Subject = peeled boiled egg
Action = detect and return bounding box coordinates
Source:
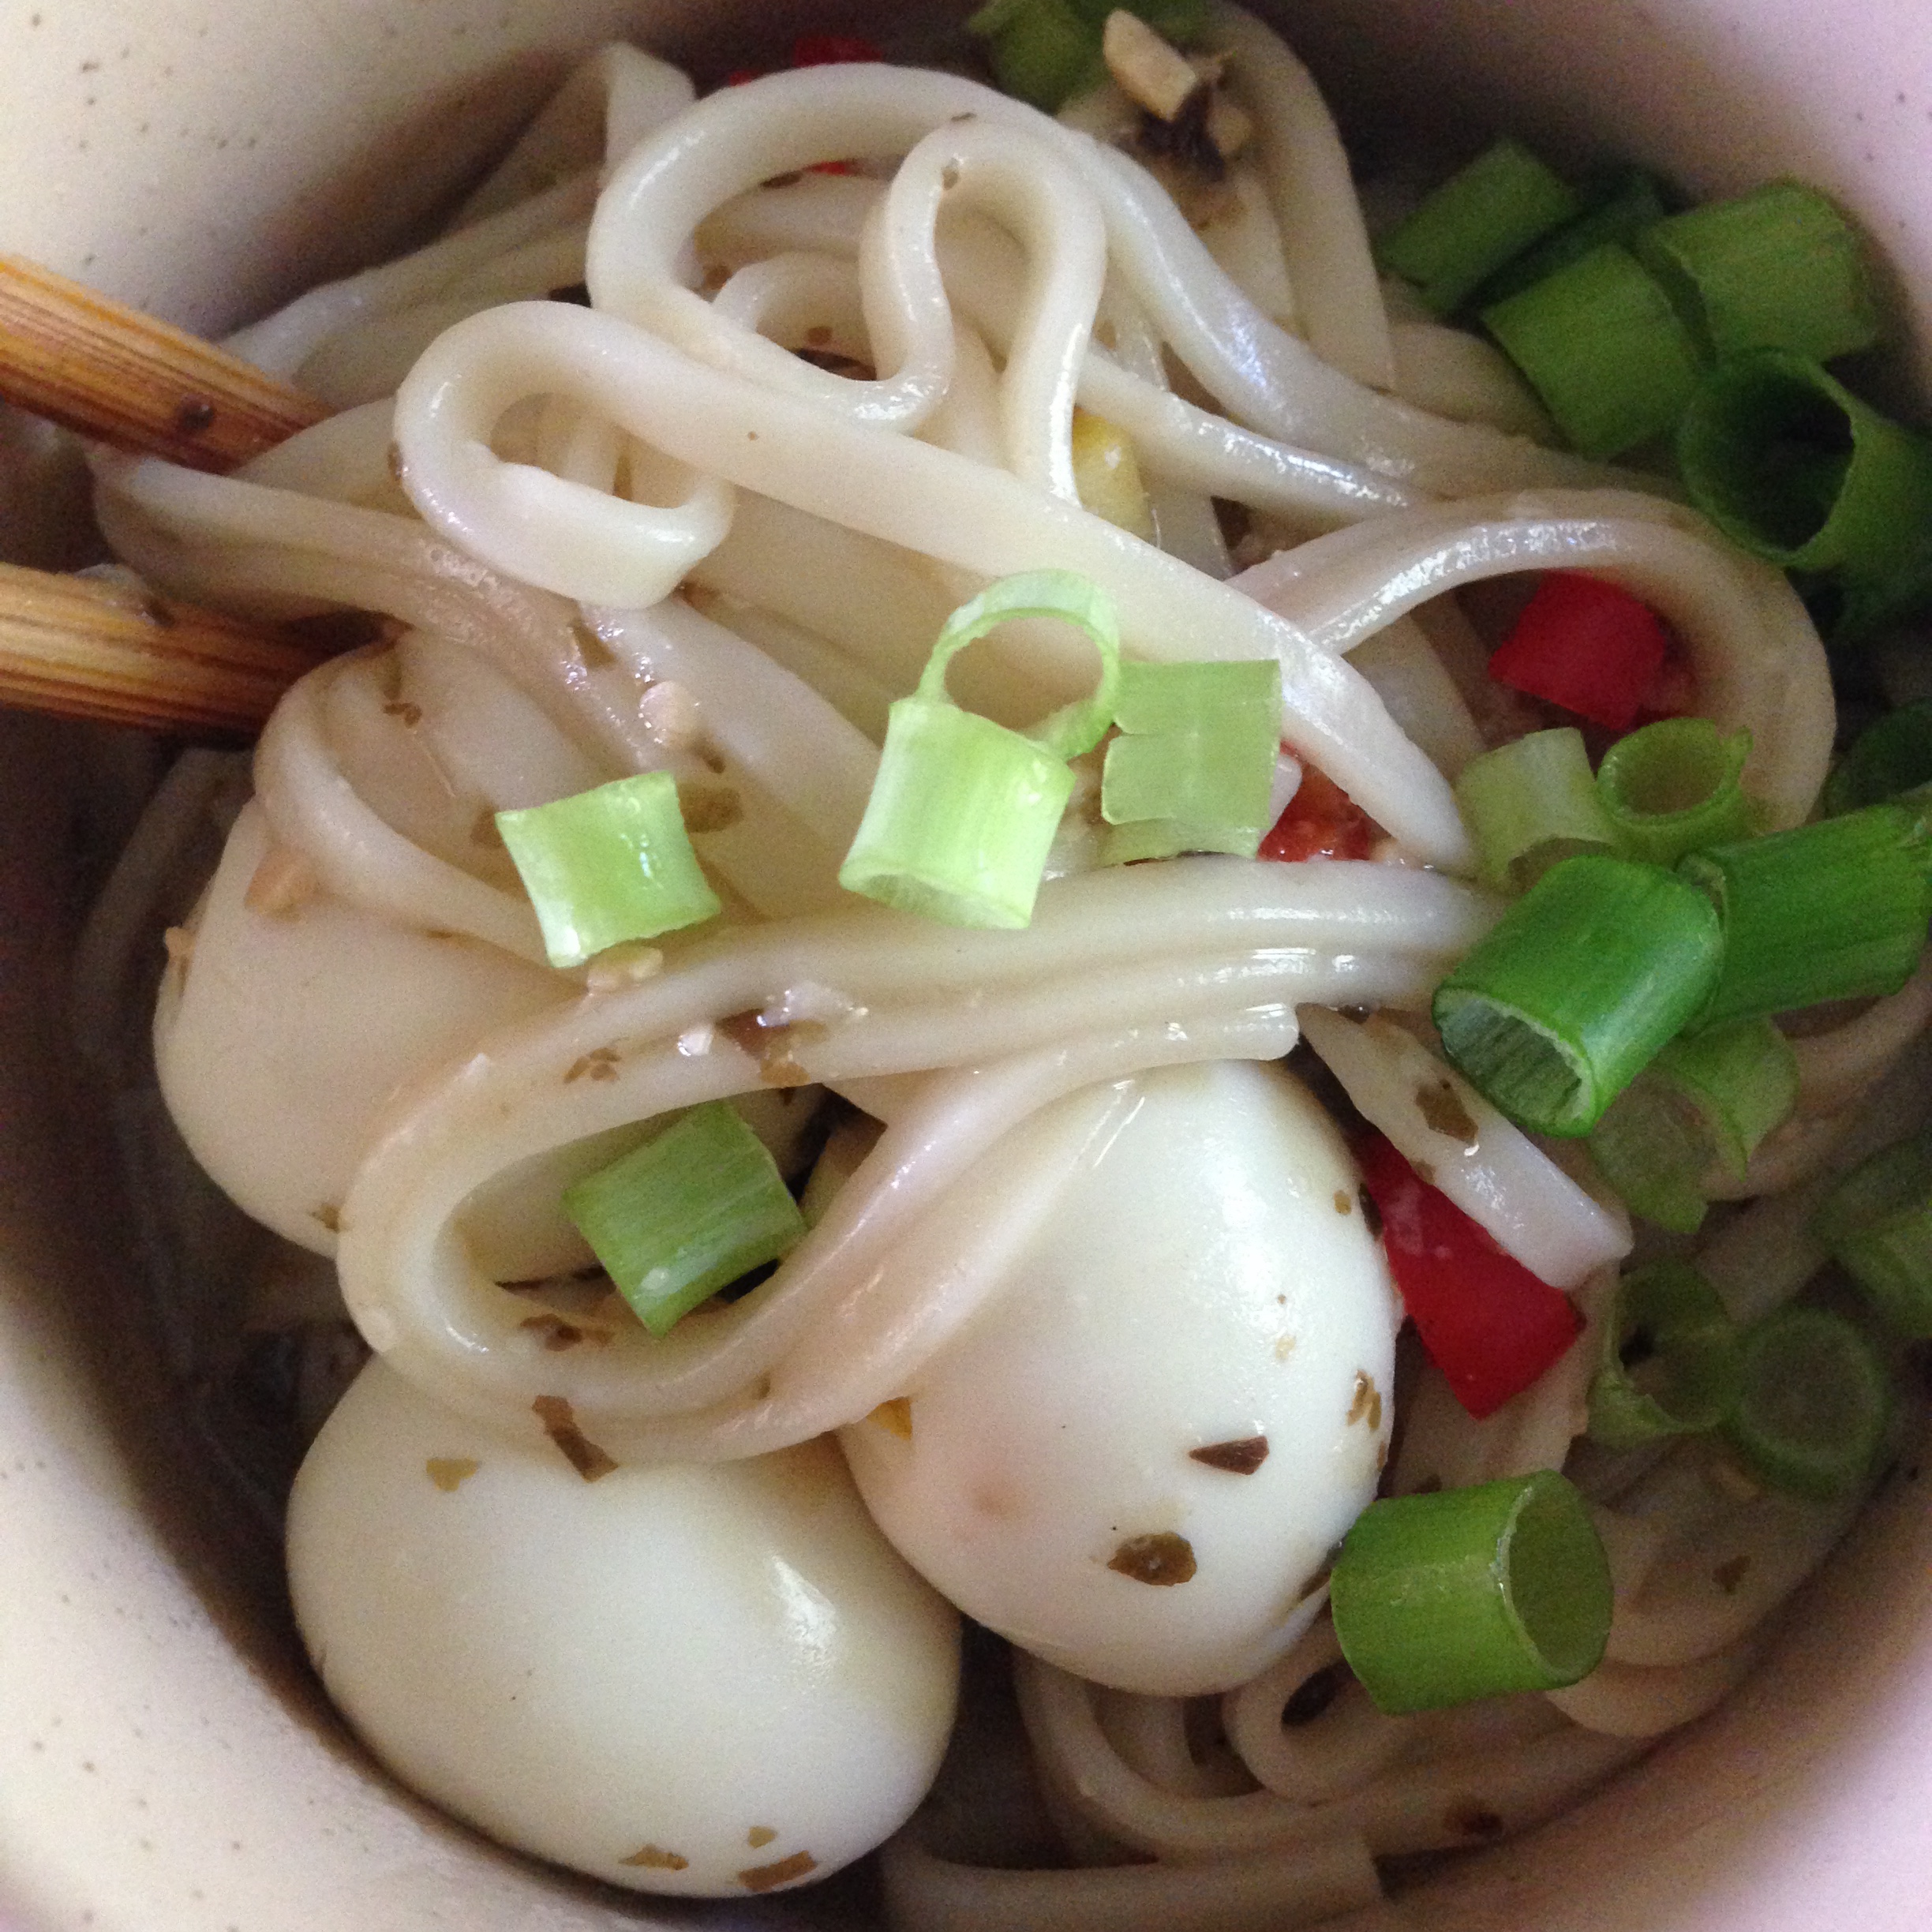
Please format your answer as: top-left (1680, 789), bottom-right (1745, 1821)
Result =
top-left (840, 1058), bottom-right (1398, 1697)
top-left (287, 1359), bottom-right (960, 1896)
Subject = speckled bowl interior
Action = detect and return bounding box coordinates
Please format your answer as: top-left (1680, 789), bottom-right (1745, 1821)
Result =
top-left (2, 3), bottom-right (1930, 1929)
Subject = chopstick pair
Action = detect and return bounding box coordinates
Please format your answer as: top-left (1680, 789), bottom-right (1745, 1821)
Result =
top-left (0, 252), bottom-right (332, 733)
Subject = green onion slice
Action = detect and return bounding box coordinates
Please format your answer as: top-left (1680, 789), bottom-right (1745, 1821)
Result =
top-left (1596, 717), bottom-right (1755, 867)
top-left (1676, 353), bottom-right (1932, 586)
top-left (1481, 242), bottom-right (1705, 459)
top-left (1634, 182), bottom-right (1880, 365)
top-left (1678, 803), bottom-right (1932, 1028)
top-left (1588, 1017), bottom-right (1799, 1233)
top-left (1454, 726), bottom-right (1623, 893)
top-left (1432, 853), bottom-right (1724, 1137)
top-left (1099, 657), bottom-right (1281, 862)
top-left (1723, 1305), bottom-right (1892, 1501)
top-left (839, 571), bottom-right (1121, 928)
top-left (965, 0), bottom-right (1105, 111)
top-left (1470, 166), bottom-right (1672, 310)
top-left (496, 771), bottom-right (721, 970)
top-left (562, 1101), bottom-right (808, 1338)
top-left (1587, 1260), bottom-right (1742, 1448)
top-left (1825, 701), bottom-right (1932, 816)
top-left (1810, 1129), bottom-right (1932, 1338)
top-left (1376, 138), bottom-right (1582, 318)
top-left (1331, 1470), bottom-right (1612, 1714)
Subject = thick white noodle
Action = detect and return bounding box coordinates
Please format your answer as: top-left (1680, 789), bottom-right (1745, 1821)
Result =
top-left (1234, 491), bottom-right (1835, 829)
top-left (1298, 1005), bottom-right (1630, 1286)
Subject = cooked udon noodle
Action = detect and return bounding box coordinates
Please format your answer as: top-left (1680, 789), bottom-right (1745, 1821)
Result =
top-left (79, 14), bottom-right (1931, 1925)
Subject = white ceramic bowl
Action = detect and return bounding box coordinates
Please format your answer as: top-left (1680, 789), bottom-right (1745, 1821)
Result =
top-left (3, 3), bottom-right (1930, 1928)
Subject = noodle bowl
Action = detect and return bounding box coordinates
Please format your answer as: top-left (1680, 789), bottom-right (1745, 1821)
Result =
top-left (4, 2), bottom-right (1932, 1930)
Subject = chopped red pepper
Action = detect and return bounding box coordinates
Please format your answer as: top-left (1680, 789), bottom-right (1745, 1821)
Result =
top-left (790, 32), bottom-right (884, 65)
top-left (1260, 766), bottom-right (1376, 863)
top-left (1354, 1133), bottom-right (1582, 1421)
top-left (1487, 571), bottom-right (1672, 733)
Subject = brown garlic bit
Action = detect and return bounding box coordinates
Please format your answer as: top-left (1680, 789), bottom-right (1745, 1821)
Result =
top-left (1415, 1076), bottom-right (1481, 1150)
top-left (621, 1844), bottom-right (690, 1870)
top-left (381, 699), bottom-right (423, 727)
top-left (244, 844), bottom-right (320, 917)
top-left (425, 1457), bottom-right (481, 1492)
top-left (519, 1314), bottom-right (612, 1353)
top-left (532, 1395), bottom-right (619, 1481)
top-left (564, 1046), bottom-right (621, 1085)
top-left (1332, 1189), bottom-right (1353, 1215)
top-left (1444, 1799), bottom-right (1506, 1839)
top-left (869, 1397), bottom-right (915, 1440)
top-left (586, 943), bottom-right (665, 992)
top-left (311, 1203), bottom-right (342, 1234)
top-left (1204, 92), bottom-right (1253, 161)
top-left (1107, 1531), bottom-right (1197, 1586)
top-left (1103, 9), bottom-right (1201, 122)
top-left (716, 1009), bottom-right (827, 1088)
top-left (1189, 1435), bottom-right (1269, 1475)
top-left (1346, 1371), bottom-right (1384, 1433)
top-left (1713, 1554), bottom-right (1750, 1594)
top-left (746, 1825), bottom-right (777, 1848)
top-left (739, 1851), bottom-right (818, 1893)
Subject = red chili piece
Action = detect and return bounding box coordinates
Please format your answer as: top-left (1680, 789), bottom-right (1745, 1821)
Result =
top-left (1354, 1133), bottom-right (1582, 1421)
top-left (790, 32), bottom-right (885, 65)
top-left (1487, 571), bottom-right (1672, 733)
top-left (1259, 766), bottom-right (1376, 863)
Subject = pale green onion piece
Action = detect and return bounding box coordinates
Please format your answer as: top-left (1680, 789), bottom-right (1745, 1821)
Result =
top-left (563, 1102), bottom-right (807, 1338)
top-left (1634, 182), bottom-right (1880, 365)
top-left (1433, 853), bottom-right (1724, 1137)
top-left (496, 771), bottom-right (721, 970)
top-left (1589, 1017), bottom-right (1797, 1232)
top-left (966, 0), bottom-right (1105, 111)
top-left (1723, 1305), bottom-right (1892, 1500)
top-left (1331, 1470), bottom-right (1612, 1714)
top-left (1810, 1129), bottom-right (1932, 1338)
top-left (1587, 1260), bottom-right (1741, 1449)
top-left (1481, 242), bottom-right (1706, 458)
top-left (1100, 657), bottom-right (1281, 862)
top-left (1454, 727), bottom-right (1623, 893)
top-left (1596, 717), bottom-right (1755, 867)
top-left (1376, 139), bottom-right (1582, 318)
top-left (839, 571), bottom-right (1121, 927)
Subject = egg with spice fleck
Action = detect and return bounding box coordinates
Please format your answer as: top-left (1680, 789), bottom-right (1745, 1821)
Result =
top-left (287, 1359), bottom-right (960, 1895)
top-left (841, 1057), bottom-right (1398, 1697)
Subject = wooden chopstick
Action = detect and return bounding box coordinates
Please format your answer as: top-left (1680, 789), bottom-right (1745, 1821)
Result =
top-left (0, 561), bottom-right (325, 736)
top-left (0, 255), bottom-right (339, 732)
top-left (0, 253), bottom-right (326, 471)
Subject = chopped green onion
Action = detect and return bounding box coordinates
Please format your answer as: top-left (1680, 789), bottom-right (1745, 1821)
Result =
top-left (965, 0), bottom-right (1105, 110)
top-left (1376, 139), bottom-right (1582, 318)
top-left (840, 571), bottom-right (1120, 928)
top-left (1433, 853), bottom-right (1724, 1137)
top-left (1676, 353), bottom-right (1932, 586)
top-left (1587, 1260), bottom-right (1741, 1448)
top-left (1810, 1129), bottom-right (1932, 1337)
top-left (1634, 182), bottom-right (1880, 365)
top-left (1099, 657), bottom-right (1281, 862)
top-left (1596, 717), bottom-right (1756, 867)
top-left (496, 771), bottom-right (721, 970)
top-left (1331, 1470), bottom-right (1612, 1714)
top-left (1470, 167), bottom-right (1673, 309)
top-left (1588, 1017), bottom-right (1799, 1231)
top-left (1678, 803), bottom-right (1932, 1028)
top-left (1723, 1305), bottom-right (1891, 1500)
top-left (1481, 243), bottom-right (1706, 458)
top-left (1453, 726), bottom-right (1623, 893)
top-left (1830, 537), bottom-right (1932, 646)
top-left (1824, 700), bottom-right (1932, 816)
top-left (562, 1102), bottom-right (807, 1338)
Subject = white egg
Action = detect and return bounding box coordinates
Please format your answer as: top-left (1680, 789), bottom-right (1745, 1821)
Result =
top-left (286, 1359), bottom-right (960, 1896)
top-left (840, 1058), bottom-right (1398, 1698)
